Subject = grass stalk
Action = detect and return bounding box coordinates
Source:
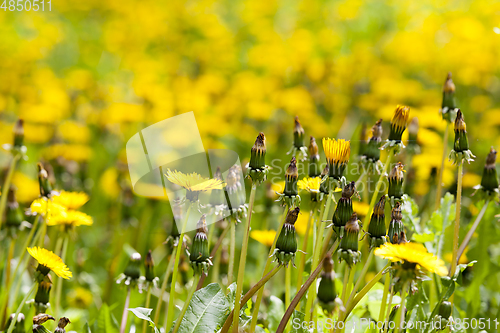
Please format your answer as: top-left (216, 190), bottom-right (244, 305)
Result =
top-left (172, 274), bottom-right (201, 333)
top-left (119, 287), bottom-right (132, 333)
top-left (449, 163), bottom-right (463, 277)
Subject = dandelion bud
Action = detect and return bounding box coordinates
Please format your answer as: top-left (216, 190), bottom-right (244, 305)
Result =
top-left (319, 164), bottom-right (330, 195)
top-left (438, 301), bottom-right (452, 319)
top-left (317, 254), bottom-right (338, 313)
top-left (431, 300), bottom-right (452, 331)
top-left (479, 148), bottom-right (499, 194)
top-left (274, 207), bottom-right (299, 267)
top-left (388, 203), bottom-right (404, 244)
top-left (144, 250), bottom-right (155, 282)
top-left (37, 163), bottom-right (53, 198)
top-left (55, 317), bottom-right (71, 333)
top-left (308, 136), bottom-right (321, 177)
top-left (6, 313), bottom-right (25, 333)
top-left (293, 116), bottom-right (305, 149)
top-left (248, 132), bottom-right (268, 183)
top-left (363, 119), bottom-right (383, 162)
top-left (124, 253), bottom-right (142, 281)
top-left (6, 186), bottom-right (24, 229)
top-left (441, 73), bottom-right (457, 122)
top-left (450, 110), bottom-right (475, 164)
top-left (339, 213), bottom-right (361, 266)
top-left (34, 276), bottom-right (52, 308)
top-left (368, 196), bottom-right (387, 248)
top-left (32, 314), bottom-right (55, 333)
top-left (190, 215), bottom-right (212, 275)
top-left (13, 119), bottom-right (24, 149)
top-left (277, 157), bottom-right (301, 206)
top-left (387, 162), bottom-right (405, 200)
top-left (388, 105), bottom-right (410, 143)
top-left (323, 138), bottom-right (350, 180)
top-left (332, 182), bottom-right (356, 230)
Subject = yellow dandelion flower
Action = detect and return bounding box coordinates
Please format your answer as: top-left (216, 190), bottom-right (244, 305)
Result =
top-left (375, 242), bottom-right (447, 276)
top-left (27, 247), bottom-right (72, 279)
top-left (250, 230), bottom-right (276, 247)
top-left (388, 105), bottom-right (410, 141)
top-left (164, 169), bottom-right (225, 192)
top-left (52, 191), bottom-right (89, 210)
top-left (297, 177), bottom-right (323, 193)
top-left (30, 198), bottom-right (67, 217)
top-left (47, 210), bottom-right (93, 227)
top-left (322, 138), bottom-right (350, 165)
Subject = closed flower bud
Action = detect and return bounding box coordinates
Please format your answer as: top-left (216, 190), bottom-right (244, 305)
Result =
top-left (450, 110), bottom-right (475, 164)
top-left (293, 116), bottom-right (305, 149)
top-left (441, 73), bottom-right (457, 122)
top-left (274, 207), bottom-right (299, 267)
top-left (13, 119), bottom-right (24, 149)
top-left (339, 213), bottom-right (361, 266)
top-left (6, 186), bottom-right (24, 229)
top-left (38, 163), bottom-right (53, 198)
top-left (32, 314), bottom-right (55, 333)
top-left (479, 147), bottom-right (499, 194)
top-left (363, 120), bottom-right (383, 162)
top-left (368, 196), bottom-right (386, 248)
top-left (124, 253), bottom-right (142, 280)
top-left (388, 162), bottom-right (405, 200)
top-left (277, 157), bottom-right (301, 207)
top-left (6, 313), bottom-right (25, 333)
top-left (248, 132), bottom-right (268, 183)
top-left (438, 301), bottom-right (452, 319)
top-left (190, 215), bottom-right (212, 275)
top-left (388, 106), bottom-right (410, 143)
top-left (317, 255), bottom-right (338, 313)
top-left (55, 317), bottom-right (71, 333)
top-left (331, 182), bottom-right (356, 229)
top-left (308, 137), bottom-right (321, 177)
top-left (387, 203), bottom-right (404, 244)
top-left (144, 250), bottom-right (155, 282)
top-left (35, 276), bottom-right (52, 307)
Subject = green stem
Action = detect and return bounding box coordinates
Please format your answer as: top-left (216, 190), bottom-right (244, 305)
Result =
top-left (341, 265), bottom-right (350, 305)
top-left (346, 250), bottom-right (373, 307)
top-left (449, 163), bottom-right (463, 277)
top-left (378, 273), bottom-right (391, 323)
top-left (119, 287), bottom-right (131, 333)
top-left (363, 147), bottom-right (395, 231)
top-left (172, 274), bottom-right (201, 333)
top-left (142, 286), bottom-right (152, 333)
top-left (296, 208), bottom-right (315, 292)
top-left (457, 199), bottom-right (490, 263)
top-left (382, 286), bottom-right (394, 333)
top-left (6, 283), bottom-right (36, 333)
top-left (394, 281), bottom-right (409, 333)
top-left (304, 188), bottom-right (334, 322)
top-left (220, 265), bottom-right (282, 333)
top-left (285, 266), bottom-right (292, 333)
top-left (435, 123), bottom-right (450, 211)
top-left (0, 155), bottom-right (19, 230)
top-left (228, 221), bottom-right (236, 287)
top-left (166, 203), bottom-right (193, 330)
top-left (249, 205), bottom-right (288, 331)
top-left (154, 246), bottom-right (176, 324)
top-left (232, 184), bottom-right (257, 333)
top-left (54, 234), bottom-right (69, 319)
top-left (0, 239), bottom-right (16, 327)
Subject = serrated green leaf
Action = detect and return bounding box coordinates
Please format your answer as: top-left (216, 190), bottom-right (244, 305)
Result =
top-left (267, 296), bottom-right (284, 332)
top-left (290, 310), bottom-right (307, 333)
top-left (170, 283), bottom-right (230, 333)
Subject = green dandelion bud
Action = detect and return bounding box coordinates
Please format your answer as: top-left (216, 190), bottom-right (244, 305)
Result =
top-left (274, 207), bottom-right (299, 267)
top-left (477, 147), bottom-right (499, 195)
top-left (320, 164), bottom-right (330, 195)
top-left (6, 186), bottom-right (24, 230)
top-left (339, 213), bottom-right (361, 266)
top-left (124, 253), bottom-right (142, 280)
top-left (331, 181), bottom-right (357, 230)
top-left (449, 109), bottom-right (475, 164)
top-left (294, 116), bottom-right (305, 150)
top-left (34, 277), bottom-right (52, 308)
top-left (277, 157), bottom-right (301, 207)
top-left (190, 215), bottom-right (212, 275)
top-left (6, 313), bottom-right (25, 333)
top-left (317, 254), bottom-right (340, 313)
top-left (144, 250), bottom-right (155, 282)
top-left (441, 73), bottom-right (458, 123)
top-left (32, 314), bottom-right (55, 333)
top-left (308, 136), bottom-right (321, 178)
top-left (438, 301), bottom-right (452, 319)
top-left (363, 119), bottom-right (383, 162)
top-left (248, 132), bottom-right (268, 184)
top-left (433, 300), bottom-right (452, 331)
top-left (368, 196), bottom-right (386, 248)
top-left (387, 202), bottom-right (404, 244)
top-left (37, 163), bottom-right (53, 198)
top-left (387, 162), bottom-right (405, 200)
top-left (13, 119), bottom-right (24, 149)
top-left (55, 317), bottom-right (71, 333)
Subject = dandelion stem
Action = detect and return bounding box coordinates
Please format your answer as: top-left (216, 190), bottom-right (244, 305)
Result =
top-left (341, 265), bottom-right (350, 305)
top-left (232, 183), bottom-right (257, 333)
top-left (363, 147), bottom-right (395, 231)
top-left (220, 265), bottom-right (282, 333)
top-left (276, 243), bottom-right (337, 333)
top-left (346, 250), bottom-right (373, 307)
top-left (6, 282), bottom-right (36, 333)
top-left (457, 199), bottom-right (489, 264)
top-left (285, 265), bottom-right (292, 333)
top-left (378, 273), bottom-right (391, 323)
top-left (0, 155), bottom-right (20, 230)
top-left (228, 220), bottom-right (236, 287)
top-left (142, 286), bottom-right (152, 333)
top-left (154, 250), bottom-right (175, 324)
top-left (249, 205), bottom-right (288, 331)
top-left (296, 208), bottom-right (316, 293)
top-left (0, 239), bottom-right (16, 327)
top-left (54, 233), bottom-right (69, 319)
top-left (394, 281), bottom-right (409, 333)
top-left (435, 123), bottom-right (450, 210)
top-left (304, 187), bottom-right (334, 322)
top-left (449, 163), bottom-right (463, 277)
top-left (166, 203), bottom-right (193, 330)
top-left (382, 286), bottom-right (394, 333)
top-left (120, 287), bottom-right (132, 333)
top-left (172, 274), bottom-right (200, 333)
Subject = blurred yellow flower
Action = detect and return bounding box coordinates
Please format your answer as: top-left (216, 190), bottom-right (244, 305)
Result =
top-left (12, 172), bottom-right (39, 203)
top-left (30, 198), bottom-right (67, 217)
top-left (47, 210), bottom-right (93, 227)
top-left (53, 191), bottom-right (90, 210)
top-left (250, 230), bottom-right (276, 247)
top-left (352, 201), bottom-right (369, 217)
